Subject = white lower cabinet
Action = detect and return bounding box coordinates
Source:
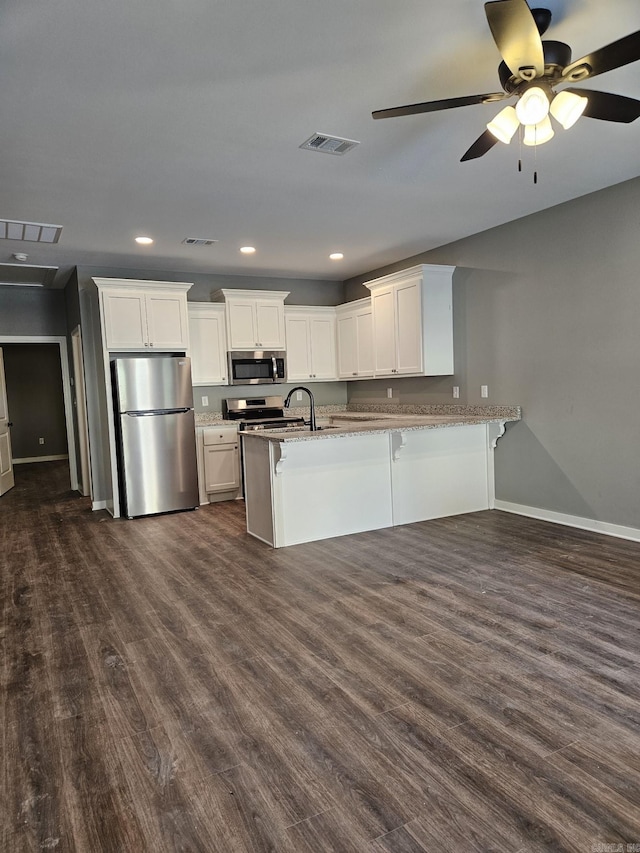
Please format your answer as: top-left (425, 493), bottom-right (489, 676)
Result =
top-left (197, 426), bottom-right (240, 503)
top-left (284, 306), bottom-right (337, 381)
top-left (188, 304), bottom-right (228, 386)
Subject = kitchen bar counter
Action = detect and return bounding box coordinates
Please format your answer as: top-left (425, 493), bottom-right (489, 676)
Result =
top-left (241, 407), bottom-right (520, 548)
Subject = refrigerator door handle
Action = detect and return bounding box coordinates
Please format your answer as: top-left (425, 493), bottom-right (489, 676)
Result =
top-left (126, 408), bottom-right (191, 417)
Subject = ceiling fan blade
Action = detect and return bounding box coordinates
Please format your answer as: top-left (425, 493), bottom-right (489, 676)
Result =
top-left (460, 129), bottom-right (500, 162)
top-left (566, 88), bottom-right (640, 123)
top-left (563, 30), bottom-right (640, 81)
top-left (372, 93), bottom-right (507, 120)
top-left (484, 0), bottom-right (544, 79)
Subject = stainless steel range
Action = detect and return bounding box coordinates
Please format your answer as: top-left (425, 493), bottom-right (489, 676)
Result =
top-left (222, 395), bottom-right (306, 431)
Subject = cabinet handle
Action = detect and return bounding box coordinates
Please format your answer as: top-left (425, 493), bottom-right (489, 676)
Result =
top-left (352, 372), bottom-right (357, 376)
top-left (144, 342), bottom-right (149, 347)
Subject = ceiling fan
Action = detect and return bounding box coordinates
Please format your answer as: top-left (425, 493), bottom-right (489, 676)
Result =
top-left (372, 0), bottom-right (640, 162)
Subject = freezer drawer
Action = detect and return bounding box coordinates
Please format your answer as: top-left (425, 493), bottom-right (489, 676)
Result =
top-left (119, 409), bottom-right (198, 517)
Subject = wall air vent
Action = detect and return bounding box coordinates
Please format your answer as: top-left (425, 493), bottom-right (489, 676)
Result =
top-left (299, 133), bottom-right (360, 155)
top-left (0, 219), bottom-right (63, 243)
top-left (181, 237), bottom-right (218, 246)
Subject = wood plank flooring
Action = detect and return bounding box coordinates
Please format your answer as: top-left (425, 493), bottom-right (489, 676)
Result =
top-left (2, 460), bottom-right (640, 852)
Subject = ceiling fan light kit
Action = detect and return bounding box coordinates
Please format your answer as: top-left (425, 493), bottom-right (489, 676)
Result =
top-left (372, 0), bottom-right (640, 165)
top-left (487, 105), bottom-right (520, 143)
top-left (549, 89), bottom-right (588, 129)
top-left (523, 115), bottom-right (554, 146)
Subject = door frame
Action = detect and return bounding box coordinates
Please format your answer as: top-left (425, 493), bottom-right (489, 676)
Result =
top-left (0, 335), bottom-right (79, 491)
top-left (71, 326), bottom-right (92, 498)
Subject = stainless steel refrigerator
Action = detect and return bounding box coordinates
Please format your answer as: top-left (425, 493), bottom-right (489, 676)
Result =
top-left (112, 356), bottom-right (199, 518)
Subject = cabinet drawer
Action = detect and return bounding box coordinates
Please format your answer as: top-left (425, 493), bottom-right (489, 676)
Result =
top-left (203, 426), bottom-right (238, 446)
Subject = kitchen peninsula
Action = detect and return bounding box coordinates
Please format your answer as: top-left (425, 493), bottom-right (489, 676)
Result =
top-left (242, 406), bottom-right (520, 547)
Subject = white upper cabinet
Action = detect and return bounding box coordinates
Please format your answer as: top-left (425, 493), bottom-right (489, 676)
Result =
top-left (365, 264), bottom-right (454, 377)
top-left (95, 279), bottom-right (191, 351)
top-left (336, 298), bottom-right (373, 379)
top-left (284, 306), bottom-right (337, 382)
top-left (212, 289), bottom-right (289, 350)
top-left (187, 303), bottom-right (228, 386)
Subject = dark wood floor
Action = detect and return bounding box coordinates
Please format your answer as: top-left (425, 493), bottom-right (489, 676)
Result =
top-left (2, 461), bottom-right (640, 852)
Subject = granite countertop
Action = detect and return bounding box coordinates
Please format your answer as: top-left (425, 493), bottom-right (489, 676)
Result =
top-left (239, 405), bottom-right (521, 443)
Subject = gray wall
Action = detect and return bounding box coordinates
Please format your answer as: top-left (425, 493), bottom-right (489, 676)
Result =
top-left (0, 286), bottom-right (68, 336)
top-left (2, 343), bottom-right (68, 459)
top-left (344, 175), bottom-right (640, 529)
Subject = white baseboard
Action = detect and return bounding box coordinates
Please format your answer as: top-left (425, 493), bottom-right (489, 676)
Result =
top-left (493, 500), bottom-right (640, 543)
top-left (13, 454), bottom-right (69, 464)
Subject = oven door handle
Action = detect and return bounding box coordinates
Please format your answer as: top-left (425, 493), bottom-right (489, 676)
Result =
top-left (272, 356), bottom-right (277, 382)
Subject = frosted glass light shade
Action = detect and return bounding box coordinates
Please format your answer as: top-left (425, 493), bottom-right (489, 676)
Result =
top-left (523, 116), bottom-right (555, 146)
top-left (516, 86), bottom-right (550, 125)
top-left (487, 106), bottom-right (520, 143)
top-left (550, 90), bottom-right (588, 129)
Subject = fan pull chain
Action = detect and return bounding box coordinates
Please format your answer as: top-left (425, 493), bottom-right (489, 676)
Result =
top-left (518, 124), bottom-right (523, 172)
top-left (534, 128), bottom-right (538, 184)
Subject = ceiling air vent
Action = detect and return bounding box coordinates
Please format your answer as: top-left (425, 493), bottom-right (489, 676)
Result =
top-left (0, 219), bottom-right (63, 243)
top-left (181, 237), bottom-right (218, 246)
top-left (299, 133), bottom-right (360, 155)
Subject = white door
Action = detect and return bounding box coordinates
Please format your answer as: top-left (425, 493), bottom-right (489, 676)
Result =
top-left (0, 348), bottom-right (15, 496)
top-left (337, 312), bottom-right (357, 378)
top-left (395, 277), bottom-right (423, 374)
top-left (371, 285), bottom-right (396, 375)
top-left (284, 315), bottom-right (311, 380)
top-left (101, 290), bottom-right (148, 349)
top-left (227, 300), bottom-right (258, 349)
top-left (255, 301), bottom-right (285, 349)
top-left (309, 316), bottom-right (336, 380)
top-left (145, 292), bottom-right (189, 349)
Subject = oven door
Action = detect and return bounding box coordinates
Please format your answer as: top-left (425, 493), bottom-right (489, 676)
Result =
top-left (228, 351), bottom-right (286, 385)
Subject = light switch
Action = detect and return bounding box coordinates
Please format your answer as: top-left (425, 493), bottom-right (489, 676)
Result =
top-left (481, 385), bottom-right (489, 398)
top-left (296, 391), bottom-right (303, 401)
top-left (387, 387), bottom-right (393, 399)
top-left (201, 396), bottom-right (209, 407)
top-left (452, 386), bottom-right (460, 399)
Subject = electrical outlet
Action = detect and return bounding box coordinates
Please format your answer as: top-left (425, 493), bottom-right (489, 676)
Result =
top-left (201, 395), bottom-right (209, 407)
top-left (296, 390), bottom-right (303, 401)
top-left (452, 386), bottom-right (460, 399)
top-left (387, 387), bottom-right (393, 399)
top-left (39, 437), bottom-right (45, 445)
top-left (481, 385), bottom-right (489, 398)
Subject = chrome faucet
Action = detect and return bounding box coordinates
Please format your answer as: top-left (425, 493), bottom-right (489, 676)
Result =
top-left (284, 386), bottom-right (317, 431)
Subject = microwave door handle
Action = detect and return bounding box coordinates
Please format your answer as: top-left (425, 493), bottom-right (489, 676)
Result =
top-left (271, 356), bottom-right (277, 382)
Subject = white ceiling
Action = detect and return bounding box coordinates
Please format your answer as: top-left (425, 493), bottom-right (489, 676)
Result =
top-left (1, 0), bottom-right (639, 287)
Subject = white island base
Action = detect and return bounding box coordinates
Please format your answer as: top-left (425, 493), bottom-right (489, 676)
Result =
top-left (242, 422), bottom-right (505, 548)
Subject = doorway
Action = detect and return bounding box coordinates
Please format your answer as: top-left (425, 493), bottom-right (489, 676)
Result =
top-left (0, 335), bottom-right (78, 493)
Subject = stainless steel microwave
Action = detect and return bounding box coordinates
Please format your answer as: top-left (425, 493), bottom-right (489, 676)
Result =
top-left (227, 351), bottom-right (287, 385)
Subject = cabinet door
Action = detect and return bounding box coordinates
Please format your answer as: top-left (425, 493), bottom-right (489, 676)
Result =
top-left (355, 307), bottom-right (374, 377)
top-left (255, 300), bottom-right (285, 349)
top-left (102, 291), bottom-right (148, 349)
top-left (145, 292), bottom-right (189, 349)
top-left (337, 313), bottom-right (358, 378)
top-left (204, 444), bottom-right (240, 492)
top-left (285, 315), bottom-right (312, 381)
top-left (227, 301), bottom-right (258, 349)
top-left (371, 285), bottom-right (396, 375)
top-left (188, 308), bottom-right (228, 385)
top-left (309, 316), bottom-right (337, 380)
top-left (394, 278), bottom-right (423, 374)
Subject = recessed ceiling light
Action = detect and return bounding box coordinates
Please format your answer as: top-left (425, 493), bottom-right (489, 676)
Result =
top-left (135, 236), bottom-right (154, 245)
top-left (329, 252), bottom-right (344, 260)
top-left (240, 246), bottom-right (256, 254)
